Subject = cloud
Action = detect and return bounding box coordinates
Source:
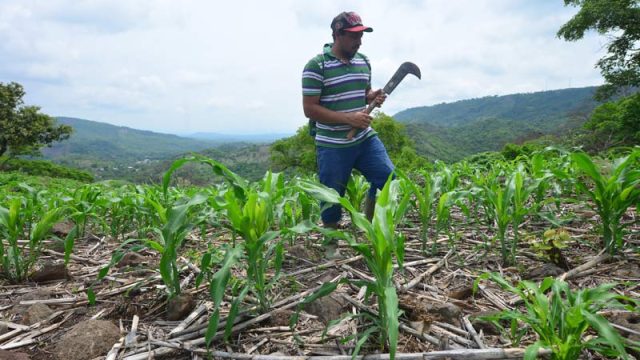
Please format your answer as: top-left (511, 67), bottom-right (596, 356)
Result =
top-left (0, 0), bottom-right (605, 134)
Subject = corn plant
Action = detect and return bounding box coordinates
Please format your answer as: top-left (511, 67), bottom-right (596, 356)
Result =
top-left (568, 150), bottom-right (640, 254)
top-left (399, 170), bottom-right (442, 252)
top-left (0, 198), bottom-right (64, 282)
top-left (199, 244), bottom-right (244, 346)
top-left (475, 273), bottom-right (638, 360)
top-left (64, 185), bottom-right (102, 237)
top-left (345, 174), bottom-right (370, 219)
top-left (298, 176), bottom-right (410, 360)
top-left (153, 193), bottom-right (207, 299)
top-left (217, 185), bottom-right (282, 312)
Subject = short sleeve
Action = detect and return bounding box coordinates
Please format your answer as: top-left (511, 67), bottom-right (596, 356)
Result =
top-left (302, 57), bottom-right (323, 96)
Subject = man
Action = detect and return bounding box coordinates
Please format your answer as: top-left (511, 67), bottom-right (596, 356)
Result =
top-left (302, 11), bottom-right (394, 256)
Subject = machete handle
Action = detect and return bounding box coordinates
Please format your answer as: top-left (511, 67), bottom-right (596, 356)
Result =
top-left (346, 100), bottom-right (378, 140)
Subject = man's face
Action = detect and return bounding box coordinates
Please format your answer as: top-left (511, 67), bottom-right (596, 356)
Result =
top-left (337, 31), bottom-right (363, 59)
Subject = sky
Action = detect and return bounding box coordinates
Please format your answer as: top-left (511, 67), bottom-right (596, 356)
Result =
top-left (0, 1), bottom-right (606, 136)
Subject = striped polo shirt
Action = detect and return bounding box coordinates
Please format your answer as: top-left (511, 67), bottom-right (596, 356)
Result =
top-left (302, 43), bottom-right (377, 148)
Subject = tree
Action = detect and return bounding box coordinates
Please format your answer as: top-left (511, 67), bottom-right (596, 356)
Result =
top-left (0, 82), bottom-right (72, 158)
top-left (269, 124), bottom-right (317, 173)
top-left (557, 0), bottom-right (640, 99)
top-left (580, 92), bottom-right (640, 152)
top-left (370, 112), bottom-right (430, 170)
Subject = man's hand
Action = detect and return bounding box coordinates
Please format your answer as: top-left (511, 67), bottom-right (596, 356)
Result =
top-left (345, 111), bottom-right (372, 129)
top-left (367, 89), bottom-right (387, 107)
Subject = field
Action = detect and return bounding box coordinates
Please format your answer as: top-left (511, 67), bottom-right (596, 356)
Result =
top-left (0, 149), bottom-right (639, 360)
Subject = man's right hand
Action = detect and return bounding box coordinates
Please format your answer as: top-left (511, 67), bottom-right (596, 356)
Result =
top-left (345, 111), bottom-right (372, 129)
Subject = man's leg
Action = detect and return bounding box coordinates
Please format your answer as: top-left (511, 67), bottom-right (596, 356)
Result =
top-left (317, 145), bottom-right (356, 258)
top-left (354, 136), bottom-right (395, 221)
top-left (317, 145), bottom-right (356, 225)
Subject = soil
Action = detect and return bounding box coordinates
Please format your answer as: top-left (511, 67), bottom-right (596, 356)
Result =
top-left (0, 205), bottom-right (638, 359)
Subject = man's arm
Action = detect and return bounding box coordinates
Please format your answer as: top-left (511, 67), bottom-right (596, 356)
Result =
top-left (303, 95), bottom-right (372, 129)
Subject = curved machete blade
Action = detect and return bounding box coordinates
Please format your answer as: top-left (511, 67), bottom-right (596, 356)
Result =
top-left (382, 62), bottom-right (421, 95)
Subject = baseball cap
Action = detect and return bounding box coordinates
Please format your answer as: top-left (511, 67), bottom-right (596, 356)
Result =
top-left (330, 12), bottom-right (373, 33)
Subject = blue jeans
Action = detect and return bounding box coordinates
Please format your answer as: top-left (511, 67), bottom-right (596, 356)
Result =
top-left (317, 135), bottom-right (395, 224)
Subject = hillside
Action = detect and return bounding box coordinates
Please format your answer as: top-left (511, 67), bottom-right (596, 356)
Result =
top-left (44, 117), bottom-right (218, 161)
top-left (38, 117), bottom-right (274, 182)
top-left (394, 86), bottom-right (602, 161)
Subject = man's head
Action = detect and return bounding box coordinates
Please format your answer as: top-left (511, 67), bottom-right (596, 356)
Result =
top-left (331, 12), bottom-right (372, 59)
top-left (331, 12), bottom-right (373, 35)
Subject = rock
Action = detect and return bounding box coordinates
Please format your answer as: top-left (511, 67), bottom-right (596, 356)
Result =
top-left (0, 350), bottom-right (30, 360)
top-left (54, 320), bottom-right (120, 360)
top-left (431, 303), bottom-right (462, 326)
top-left (12, 289), bottom-right (52, 316)
top-left (447, 285), bottom-right (474, 300)
top-left (399, 295), bottom-right (461, 326)
top-left (523, 263), bottom-right (564, 279)
top-left (166, 294), bottom-right (195, 321)
top-left (0, 322), bottom-right (7, 335)
top-left (303, 294), bottom-right (347, 324)
top-left (21, 303), bottom-right (54, 325)
top-left (116, 252), bottom-right (147, 268)
top-left (268, 309), bottom-right (293, 327)
top-left (52, 221), bottom-right (75, 238)
top-left (29, 262), bottom-right (69, 283)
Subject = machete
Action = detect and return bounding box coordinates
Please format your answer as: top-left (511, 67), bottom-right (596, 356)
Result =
top-left (347, 61), bottom-right (421, 139)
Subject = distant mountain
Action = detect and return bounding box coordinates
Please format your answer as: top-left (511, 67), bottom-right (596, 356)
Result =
top-left (41, 117), bottom-right (277, 182)
top-left (45, 117), bottom-right (218, 161)
top-left (394, 86), bottom-right (602, 161)
top-left (188, 132), bottom-right (291, 143)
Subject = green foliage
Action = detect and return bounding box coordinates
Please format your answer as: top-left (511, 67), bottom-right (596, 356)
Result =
top-left (501, 137), bottom-right (558, 160)
top-left (0, 158), bottom-right (93, 182)
top-left (270, 125), bottom-right (317, 174)
top-left (475, 273), bottom-right (637, 360)
top-left (0, 82), bottom-right (72, 158)
top-left (530, 229), bottom-right (571, 270)
top-left (0, 198), bottom-right (65, 282)
top-left (395, 87), bottom-right (600, 162)
top-left (298, 177), bottom-right (410, 359)
top-left (565, 150), bottom-right (640, 254)
top-left (371, 113), bottom-right (430, 170)
top-left (580, 92), bottom-right (640, 152)
top-left (558, 0), bottom-right (640, 99)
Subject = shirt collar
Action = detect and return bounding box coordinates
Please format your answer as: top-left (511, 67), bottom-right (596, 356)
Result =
top-left (323, 43), bottom-right (338, 59)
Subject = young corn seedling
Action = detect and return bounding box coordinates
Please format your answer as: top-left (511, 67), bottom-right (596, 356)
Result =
top-left (0, 198), bottom-right (65, 283)
top-left (298, 177), bottom-right (411, 360)
top-left (217, 186), bottom-right (283, 313)
top-left (399, 170), bottom-right (442, 253)
top-left (475, 273), bottom-right (639, 360)
top-left (568, 150), bottom-right (640, 254)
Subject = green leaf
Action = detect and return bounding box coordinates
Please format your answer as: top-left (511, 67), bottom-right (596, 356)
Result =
top-left (63, 226), bottom-right (79, 266)
top-left (582, 310), bottom-right (627, 357)
top-left (524, 341), bottom-right (545, 360)
top-left (384, 286), bottom-right (400, 360)
top-left (86, 287), bottom-right (96, 306)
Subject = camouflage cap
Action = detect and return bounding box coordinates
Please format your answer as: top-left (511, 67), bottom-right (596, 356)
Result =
top-left (331, 11), bottom-right (373, 33)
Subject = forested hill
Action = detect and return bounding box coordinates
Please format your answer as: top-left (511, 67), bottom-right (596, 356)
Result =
top-left (44, 117), bottom-right (218, 161)
top-left (393, 86), bottom-right (602, 161)
top-left (394, 87), bottom-right (599, 126)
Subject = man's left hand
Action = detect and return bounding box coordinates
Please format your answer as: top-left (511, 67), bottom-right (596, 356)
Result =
top-left (367, 89), bottom-right (387, 107)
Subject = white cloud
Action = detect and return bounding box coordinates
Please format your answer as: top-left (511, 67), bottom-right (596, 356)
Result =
top-left (0, 0), bottom-right (605, 135)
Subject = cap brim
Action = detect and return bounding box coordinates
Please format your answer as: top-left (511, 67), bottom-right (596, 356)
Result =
top-left (344, 25), bottom-right (373, 32)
